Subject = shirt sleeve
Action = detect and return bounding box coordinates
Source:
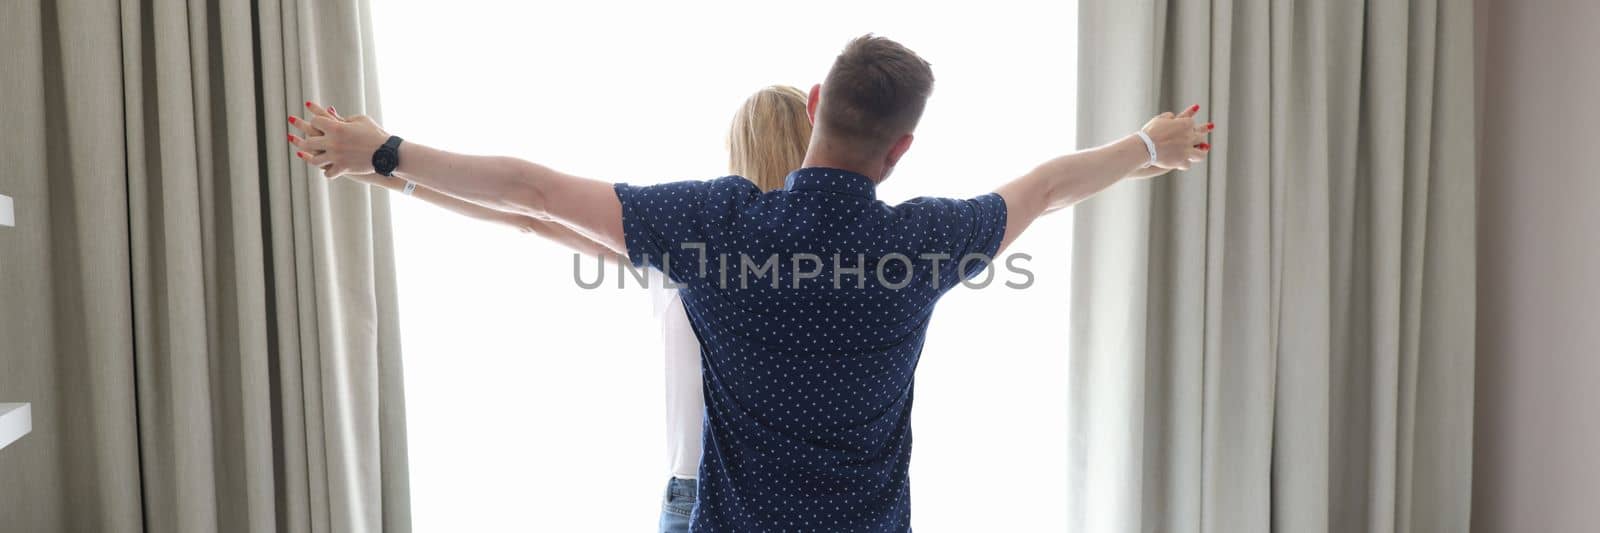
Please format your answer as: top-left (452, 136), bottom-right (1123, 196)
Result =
top-left (954, 192), bottom-right (1009, 279)
top-left (613, 176), bottom-right (758, 283)
top-left (900, 192), bottom-right (1009, 287)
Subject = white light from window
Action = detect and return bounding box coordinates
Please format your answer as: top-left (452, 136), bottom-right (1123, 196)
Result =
top-left (373, 1), bottom-right (1076, 530)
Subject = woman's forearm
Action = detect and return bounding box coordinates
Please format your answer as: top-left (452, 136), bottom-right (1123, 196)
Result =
top-left (1032, 134), bottom-right (1152, 213)
top-left (370, 174), bottom-right (621, 259)
top-left (391, 142), bottom-right (553, 218)
top-left (365, 174), bottom-right (516, 225)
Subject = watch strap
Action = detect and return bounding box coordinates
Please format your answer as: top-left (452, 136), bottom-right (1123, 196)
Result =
top-left (374, 135), bottom-right (403, 177)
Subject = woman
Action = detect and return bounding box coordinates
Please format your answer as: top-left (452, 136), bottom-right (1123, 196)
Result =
top-left (289, 85), bottom-right (813, 532)
top-left (656, 85), bottom-right (811, 533)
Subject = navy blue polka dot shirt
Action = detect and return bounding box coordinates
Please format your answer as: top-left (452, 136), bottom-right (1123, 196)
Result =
top-left (614, 167), bottom-right (1008, 532)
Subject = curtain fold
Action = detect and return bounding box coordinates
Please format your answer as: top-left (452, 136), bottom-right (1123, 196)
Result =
top-left (1069, 1), bottom-right (1475, 532)
top-left (0, 1), bottom-right (408, 531)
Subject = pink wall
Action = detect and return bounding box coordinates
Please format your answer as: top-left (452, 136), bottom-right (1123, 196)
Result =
top-left (1473, 0), bottom-right (1600, 531)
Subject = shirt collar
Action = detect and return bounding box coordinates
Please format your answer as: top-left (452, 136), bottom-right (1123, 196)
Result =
top-left (782, 167), bottom-right (876, 199)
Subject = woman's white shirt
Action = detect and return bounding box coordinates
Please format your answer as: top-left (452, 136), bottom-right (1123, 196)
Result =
top-left (651, 270), bottom-right (704, 480)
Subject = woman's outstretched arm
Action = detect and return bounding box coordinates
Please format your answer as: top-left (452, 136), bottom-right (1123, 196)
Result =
top-left (992, 104), bottom-right (1213, 254)
top-left (356, 172), bottom-right (621, 261)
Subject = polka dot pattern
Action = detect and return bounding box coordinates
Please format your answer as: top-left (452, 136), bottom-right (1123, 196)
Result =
top-left (615, 167), bottom-right (1007, 532)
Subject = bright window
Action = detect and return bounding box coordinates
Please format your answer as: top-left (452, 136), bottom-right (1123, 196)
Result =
top-left (374, 1), bottom-right (1076, 530)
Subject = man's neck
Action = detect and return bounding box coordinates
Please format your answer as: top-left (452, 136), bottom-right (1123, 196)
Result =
top-left (800, 144), bottom-right (886, 184)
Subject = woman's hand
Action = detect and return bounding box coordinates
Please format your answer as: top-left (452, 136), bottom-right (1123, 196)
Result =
top-left (1127, 164), bottom-right (1175, 180)
top-left (1139, 104), bottom-right (1214, 173)
top-left (287, 100), bottom-right (391, 179)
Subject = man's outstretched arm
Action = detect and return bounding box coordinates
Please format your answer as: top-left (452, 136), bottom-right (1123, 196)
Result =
top-left (289, 102), bottom-right (627, 255)
top-left (993, 105), bottom-right (1213, 253)
top-left (288, 107), bottom-right (622, 261)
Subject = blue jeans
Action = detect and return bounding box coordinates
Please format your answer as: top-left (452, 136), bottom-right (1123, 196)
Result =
top-left (659, 477), bottom-right (696, 533)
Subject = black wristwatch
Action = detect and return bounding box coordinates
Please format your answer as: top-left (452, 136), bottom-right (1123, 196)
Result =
top-left (372, 135), bottom-right (404, 177)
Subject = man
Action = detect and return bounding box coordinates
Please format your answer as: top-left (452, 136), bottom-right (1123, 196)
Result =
top-left (291, 34), bottom-right (1210, 532)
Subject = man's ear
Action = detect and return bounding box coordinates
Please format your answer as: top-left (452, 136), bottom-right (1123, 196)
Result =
top-left (807, 84), bottom-right (821, 125)
top-left (884, 133), bottom-right (915, 168)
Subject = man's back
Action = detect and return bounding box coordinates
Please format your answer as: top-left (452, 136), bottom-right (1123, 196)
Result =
top-left (616, 167), bottom-right (1006, 532)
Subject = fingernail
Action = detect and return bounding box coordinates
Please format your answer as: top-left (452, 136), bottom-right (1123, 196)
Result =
top-left (1198, 143), bottom-right (1211, 150)
top-left (288, 116), bottom-right (297, 124)
top-left (287, 134), bottom-right (296, 143)
top-left (1206, 122), bottom-right (1215, 130)
top-left (1190, 104), bottom-right (1201, 112)
top-left (296, 151), bottom-right (308, 159)
top-left (328, 106), bottom-right (337, 115)
top-left (305, 101), bottom-right (314, 108)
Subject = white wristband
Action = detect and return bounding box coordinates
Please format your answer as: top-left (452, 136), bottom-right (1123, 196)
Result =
top-left (1135, 131), bottom-right (1159, 167)
top-left (401, 181), bottom-right (417, 196)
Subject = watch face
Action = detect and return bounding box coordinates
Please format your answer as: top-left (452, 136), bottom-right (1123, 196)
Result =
top-left (373, 148), bottom-right (398, 175)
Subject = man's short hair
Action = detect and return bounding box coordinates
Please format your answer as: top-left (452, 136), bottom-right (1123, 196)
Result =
top-left (819, 34), bottom-right (935, 150)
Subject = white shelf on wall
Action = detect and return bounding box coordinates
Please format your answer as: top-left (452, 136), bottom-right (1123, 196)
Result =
top-left (0, 193), bottom-right (14, 227)
top-left (0, 403), bottom-right (32, 451)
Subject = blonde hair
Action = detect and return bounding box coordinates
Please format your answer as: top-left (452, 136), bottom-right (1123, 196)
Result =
top-left (728, 85), bottom-right (812, 192)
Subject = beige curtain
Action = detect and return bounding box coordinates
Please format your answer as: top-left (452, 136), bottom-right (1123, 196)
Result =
top-left (0, 1), bottom-right (409, 532)
top-left (1069, 1), bottom-right (1475, 532)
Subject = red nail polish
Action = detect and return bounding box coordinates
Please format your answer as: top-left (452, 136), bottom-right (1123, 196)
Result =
top-left (1206, 122), bottom-right (1215, 130)
top-left (305, 101), bottom-right (313, 108)
top-left (1198, 143), bottom-right (1211, 150)
top-left (297, 151), bottom-right (308, 159)
top-left (287, 134), bottom-right (295, 143)
top-left (288, 116), bottom-right (297, 124)
top-left (1191, 104), bottom-right (1201, 112)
